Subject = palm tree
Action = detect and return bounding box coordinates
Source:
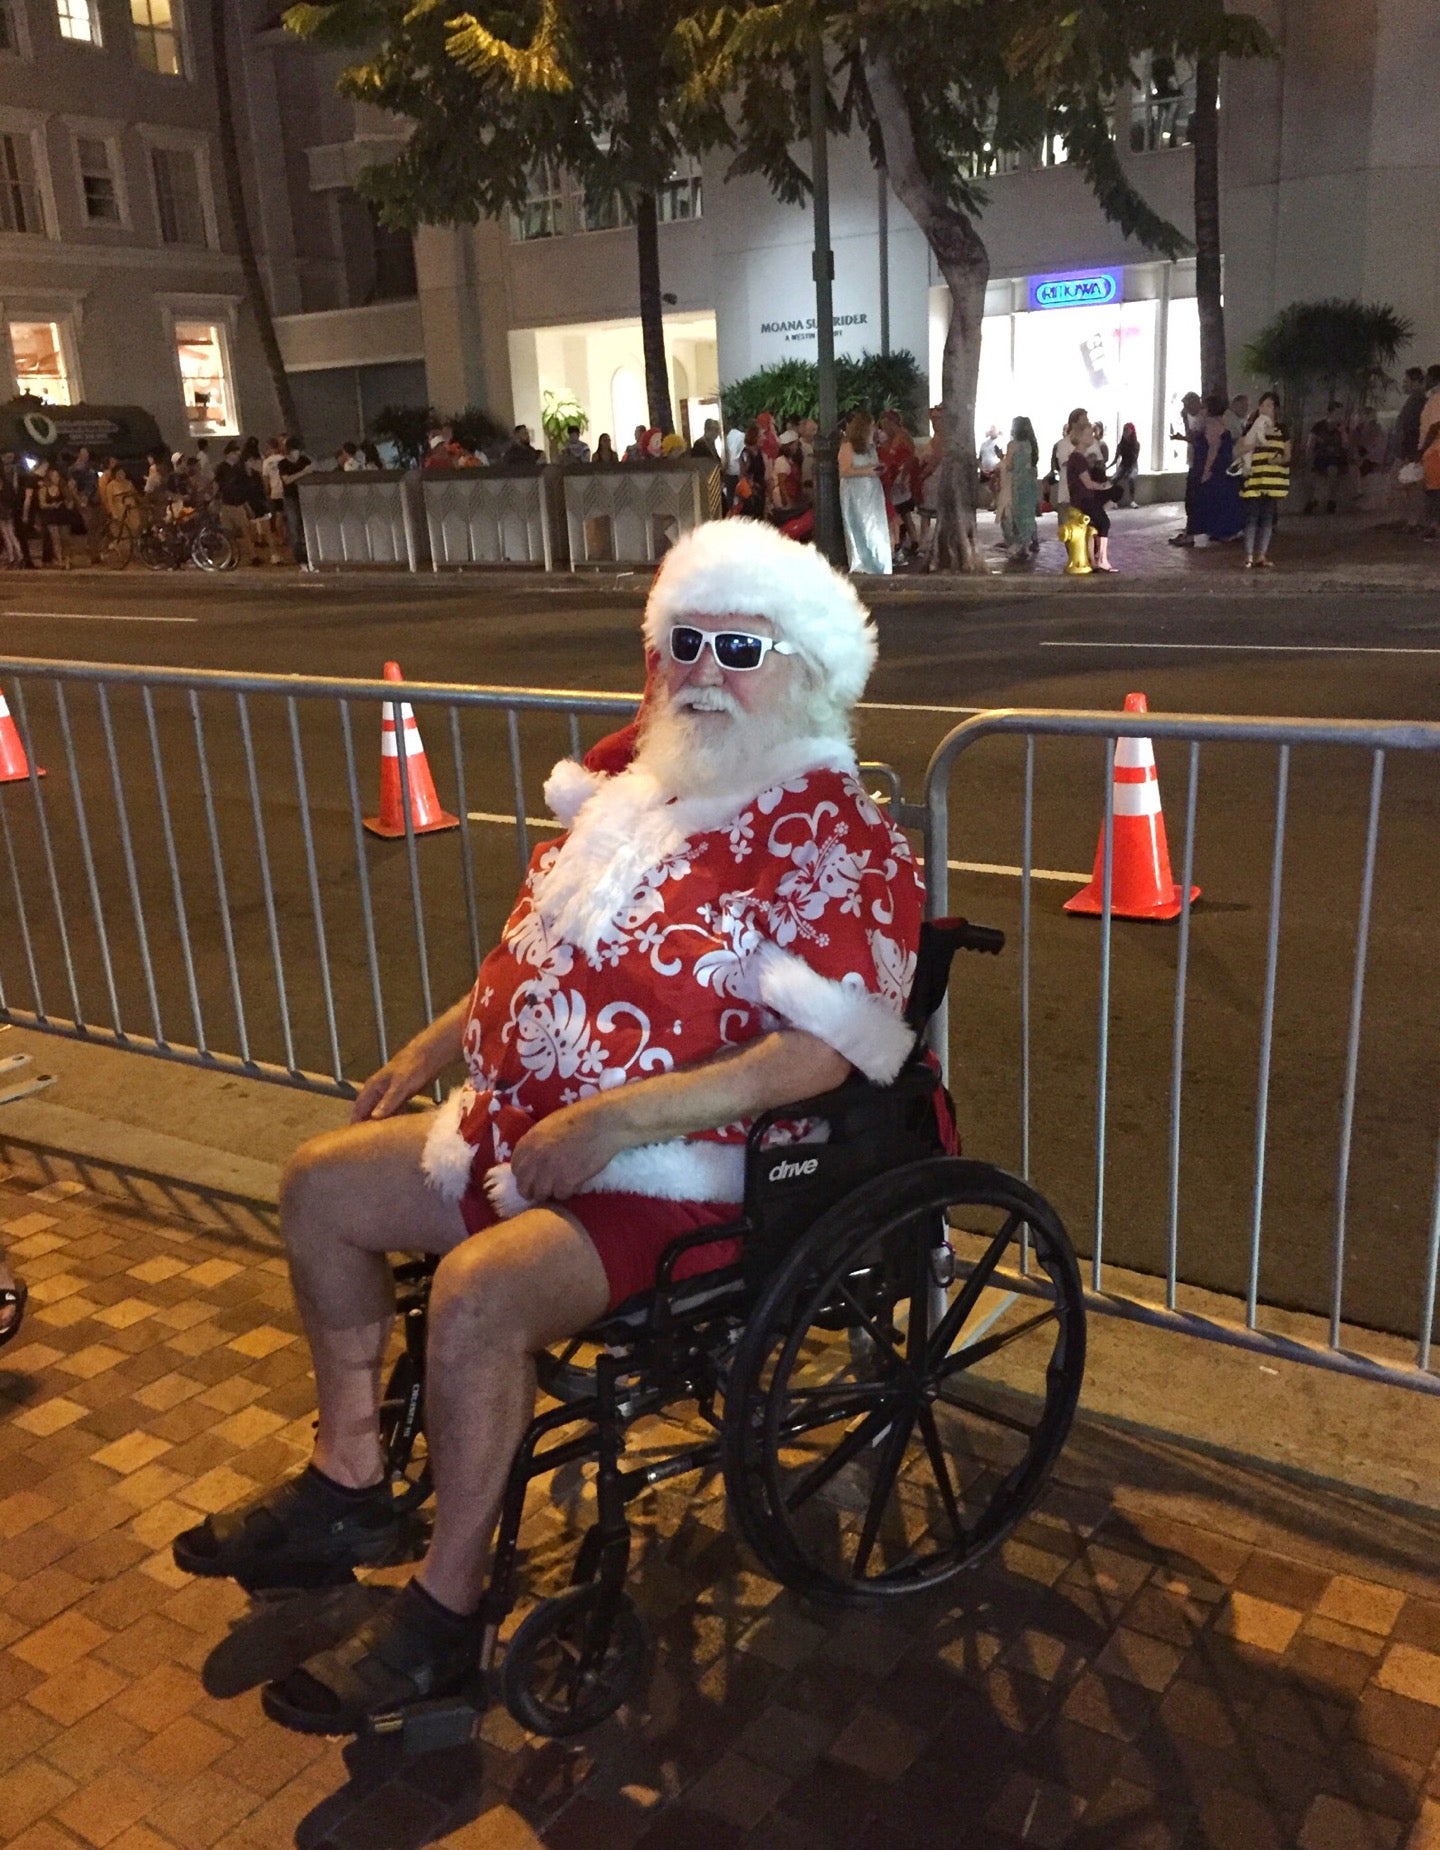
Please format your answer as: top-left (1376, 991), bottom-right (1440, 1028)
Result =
top-left (210, 0), bottom-right (301, 438)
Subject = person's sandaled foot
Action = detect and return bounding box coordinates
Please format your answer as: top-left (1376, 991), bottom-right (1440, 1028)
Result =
top-left (262, 1578), bottom-right (480, 1735)
top-left (172, 1463), bottom-right (399, 1589)
top-left (0, 1280), bottom-right (27, 1351)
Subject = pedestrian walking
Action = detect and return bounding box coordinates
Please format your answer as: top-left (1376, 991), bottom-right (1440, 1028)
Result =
top-left (1193, 394), bottom-right (1245, 541)
top-left (1112, 421), bottom-right (1141, 506)
top-left (214, 441), bottom-right (258, 564)
top-left (1241, 393), bottom-right (1292, 568)
top-left (1305, 403), bottom-right (1349, 513)
top-left (1000, 416), bottom-right (1040, 562)
top-left (1391, 367), bottom-right (1427, 530)
top-left (261, 438), bottom-right (287, 562)
top-left (837, 411), bottom-right (891, 574)
top-left (277, 437), bottom-right (313, 565)
top-left (1064, 421), bottom-right (1117, 571)
top-left (1169, 392), bottom-right (1205, 545)
top-left (1421, 365), bottom-right (1440, 541)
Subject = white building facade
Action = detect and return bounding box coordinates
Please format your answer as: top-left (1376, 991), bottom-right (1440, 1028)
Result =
top-left (4, 0), bottom-right (1434, 464)
top-left (291, 0), bottom-right (1428, 473)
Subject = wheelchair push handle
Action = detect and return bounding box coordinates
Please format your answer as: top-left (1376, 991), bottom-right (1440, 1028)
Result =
top-left (955, 921), bottom-right (1005, 956)
top-left (903, 916), bottom-right (1005, 1032)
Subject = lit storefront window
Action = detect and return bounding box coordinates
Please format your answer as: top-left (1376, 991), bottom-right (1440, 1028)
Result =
top-left (950, 272), bottom-right (1202, 476)
top-left (131, 0), bottom-right (183, 75)
top-left (10, 320), bottom-right (73, 403)
top-left (174, 320), bottom-right (235, 434)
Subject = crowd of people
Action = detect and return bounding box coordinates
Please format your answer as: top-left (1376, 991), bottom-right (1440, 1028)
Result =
top-left (0, 433), bottom-right (317, 569)
top-left (4, 365), bottom-right (1435, 575)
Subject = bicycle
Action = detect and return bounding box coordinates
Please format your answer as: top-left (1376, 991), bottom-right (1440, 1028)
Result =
top-left (137, 501), bottom-right (237, 572)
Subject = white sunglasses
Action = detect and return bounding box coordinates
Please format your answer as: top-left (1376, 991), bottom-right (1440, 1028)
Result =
top-left (668, 625), bottom-right (796, 672)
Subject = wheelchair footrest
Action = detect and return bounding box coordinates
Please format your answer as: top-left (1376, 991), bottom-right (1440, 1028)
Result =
top-left (363, 1679), bottom-right (486, 1754)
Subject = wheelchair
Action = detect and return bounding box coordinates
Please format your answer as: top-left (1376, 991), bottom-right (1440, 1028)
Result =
top-left (369, 918), bottom-right (1086, 1750)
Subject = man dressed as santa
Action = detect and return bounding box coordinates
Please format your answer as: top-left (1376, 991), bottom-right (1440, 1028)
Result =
top-left (172, 519), bottom-right (926, 1733)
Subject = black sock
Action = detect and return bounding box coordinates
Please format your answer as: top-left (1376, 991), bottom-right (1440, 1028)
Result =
top-left (306, 1462), bottom-right (387, 1501)
top-left (410, 1576), bottom-right (479, 1628)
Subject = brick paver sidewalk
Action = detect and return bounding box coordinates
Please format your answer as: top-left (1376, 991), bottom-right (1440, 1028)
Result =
top-left (3, 1161), bottom-right (1440, 1850)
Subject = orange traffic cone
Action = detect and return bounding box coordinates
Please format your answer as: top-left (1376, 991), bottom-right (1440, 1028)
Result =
top-left (0, 687), bottom-right (44, 785)
top-left (1064, 693), bottom-right (1199, 922)
top-left (363, 662), bottom-right (458, 839)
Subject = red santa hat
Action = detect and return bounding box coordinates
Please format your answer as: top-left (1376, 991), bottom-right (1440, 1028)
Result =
top-left (641, 520), bottom-right (877, 712)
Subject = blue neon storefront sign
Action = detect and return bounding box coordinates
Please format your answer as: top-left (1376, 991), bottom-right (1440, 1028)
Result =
top-left (1027, 268), bottom-right (1122, 311)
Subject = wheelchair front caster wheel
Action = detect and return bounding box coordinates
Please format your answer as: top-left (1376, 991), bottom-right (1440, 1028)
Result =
top-left (501, 1585), bottom-right (648, 1737)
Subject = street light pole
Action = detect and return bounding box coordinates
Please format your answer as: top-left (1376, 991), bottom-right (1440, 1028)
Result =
top-left (809, 33), bottom-right (845, 568)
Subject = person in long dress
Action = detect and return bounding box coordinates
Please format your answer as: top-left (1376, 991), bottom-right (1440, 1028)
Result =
top-left (1000, 416), bottom-right (1040, 562)
top-left (838, 412), bottom-right (892, 575)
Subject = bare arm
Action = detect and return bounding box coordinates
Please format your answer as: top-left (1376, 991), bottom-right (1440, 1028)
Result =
top-left (349, 994), bottom-right (471, 1123)
top-left (510, 1029), bottom-right (852, 1204)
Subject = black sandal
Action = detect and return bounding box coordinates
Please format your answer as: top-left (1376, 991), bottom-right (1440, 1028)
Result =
top-left (262, 1579), bottom-right (480, 1735)
top-left (171, 1464), bottom-right (399, 1590)
top-left (0, 1282), bottom-right (26, 1351)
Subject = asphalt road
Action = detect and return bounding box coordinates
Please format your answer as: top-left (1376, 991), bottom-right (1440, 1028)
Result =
top-left (3, 566), bottom-right (1440, 1344)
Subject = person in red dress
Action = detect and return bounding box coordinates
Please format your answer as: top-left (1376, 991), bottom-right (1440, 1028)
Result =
top-left (171, 520), bottom-right (925, 1734)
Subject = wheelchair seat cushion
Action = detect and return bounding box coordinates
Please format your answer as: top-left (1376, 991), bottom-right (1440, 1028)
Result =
top-left (459, 1185), bottom-right (740, 1311)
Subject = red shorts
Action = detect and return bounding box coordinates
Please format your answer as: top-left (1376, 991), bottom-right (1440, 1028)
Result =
top-left (458, 1184), bottom-right (742, 1311)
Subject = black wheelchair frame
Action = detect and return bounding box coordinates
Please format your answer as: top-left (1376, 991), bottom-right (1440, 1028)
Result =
top-left (368, 918), bottom-right (1087, 1750)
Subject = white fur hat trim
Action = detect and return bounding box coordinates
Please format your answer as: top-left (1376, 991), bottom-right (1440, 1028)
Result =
top-left (643, 521), bottom-right (878, 710)
top-left (754, 941), bottom-right (914, 1084)
top-left (484, 1137), bottom-right (746, 1220)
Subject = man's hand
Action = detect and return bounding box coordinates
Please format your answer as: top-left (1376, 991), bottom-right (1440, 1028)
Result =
top-left (349, 996), bottom-right (471, 1124)
top-left (509, 1100), bottom-right (624, 1204)
top-left (350, 1044), bottom-right (439, 1124)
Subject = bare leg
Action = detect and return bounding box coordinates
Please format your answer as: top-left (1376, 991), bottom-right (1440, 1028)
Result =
top-left (278, 1113), bottom-right (473, 1488)
top-left (417, 1207), bottom-right (610, 1614)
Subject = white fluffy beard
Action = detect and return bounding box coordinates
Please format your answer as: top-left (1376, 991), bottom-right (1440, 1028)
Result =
top-left (634, 682), bottom-right (812, 800)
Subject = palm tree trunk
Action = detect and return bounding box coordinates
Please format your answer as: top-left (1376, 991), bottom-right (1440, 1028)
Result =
top-left (634, 190), bottom-right (674, 435)
top-left (209, 0), bottom-right (301, 439)
top-left (864, 50), bottom-right (989, 572)
top-left (1193, 47), bottom-right (1227, 403)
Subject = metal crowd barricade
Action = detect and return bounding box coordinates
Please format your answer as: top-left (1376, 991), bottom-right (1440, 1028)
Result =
top-left (0, 657), bottom-right (637, 1098)
top-left (923, 707), bottom-right (1440, 1396)
top-left (562, 459), bottom-right (721, 570)
top-left (298, 470), bottom-right (426, 570)
top-left (421, 468), bottom-right (553, 570)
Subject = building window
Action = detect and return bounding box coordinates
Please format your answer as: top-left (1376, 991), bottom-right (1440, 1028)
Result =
top-left (1131, 53), bottom-right (1196, 152)
top-left (575, 180), bottom-right (633, 234)
top-left (10, 321), bottom-right (73, 403)
top-left (510, 161), bottom-right (564, 241)
top-left (0, 3), bottom-right (20, 54)
top-left (151, 143), bottom-right (206, 244)
top-left (131, 0), bottom-right (182, 74)
top-left (75, 135), bottom-right (121, 223)
top-left (656, 155), bottom-right (702, 224)
top-left (0, 131), bottom-right (45, 235)
top-left (55, 0), bottom-right (101, 44)
top-left (174, 320), bottom-right (235, 434)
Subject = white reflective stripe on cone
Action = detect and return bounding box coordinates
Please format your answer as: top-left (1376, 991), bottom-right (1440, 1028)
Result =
top-left (1115, 734), bottom-right (1157, 771)
top-left (0, 695), bottom-right (10, 720)
top-left (380, 703), bottom-right (425, 758)
top-left (1114, 780), bottom-right (1163, 817)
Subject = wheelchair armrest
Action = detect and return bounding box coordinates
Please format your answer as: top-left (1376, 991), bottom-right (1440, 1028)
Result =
top-left (743, 1070), bottom-right (885, 1162)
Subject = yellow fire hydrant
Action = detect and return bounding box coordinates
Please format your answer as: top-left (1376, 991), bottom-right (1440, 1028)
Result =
top-left (1059, 506), bottom-right (1093, 575)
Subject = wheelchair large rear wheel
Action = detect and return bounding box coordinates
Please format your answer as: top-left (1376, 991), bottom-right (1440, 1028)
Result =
top-left (723, 1158), bottom-right (1084, 1605)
